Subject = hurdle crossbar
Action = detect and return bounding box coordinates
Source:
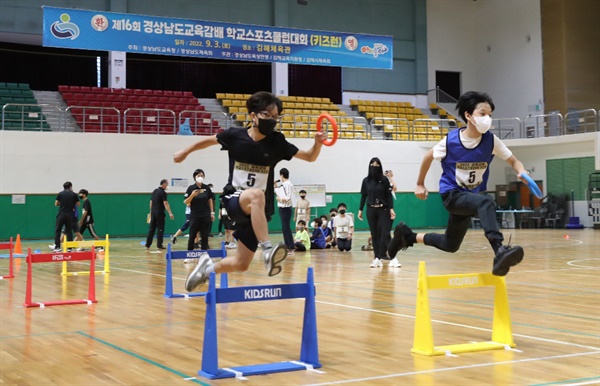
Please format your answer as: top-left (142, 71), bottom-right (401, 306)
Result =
top-left (24, 248), bottom-right (97, 308)
top-left (0, 237), bottom-right (15, 279)
top-left (412, 261), bottom-right (515, 356)
top-left (198, 267), bottom-right (320, 380)
top-left (164, 242), bottom-right (228, 298)
top-left (61, 234), bottom-right (110, 276)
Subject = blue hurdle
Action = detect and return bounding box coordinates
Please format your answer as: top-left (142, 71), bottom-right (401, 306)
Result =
top-left (198, 267), bottom-right (321, 380)
top-left (164, 242), bottom-right (228, 298)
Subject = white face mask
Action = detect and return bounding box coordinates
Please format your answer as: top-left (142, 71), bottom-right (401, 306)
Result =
top-left (311, 222), bottom-right (317, 228)
top-left (196, 176), bottom-right (204, 184)
top-left (472, 115), bottom-right (492, 134)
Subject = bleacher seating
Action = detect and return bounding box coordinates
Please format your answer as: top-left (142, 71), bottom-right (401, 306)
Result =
top-left (0, 82), bottom-right (50, 131)
top-left (59, 86), bottom-right (220, 135)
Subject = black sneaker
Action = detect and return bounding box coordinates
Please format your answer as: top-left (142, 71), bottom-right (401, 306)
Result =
top-left (492, 245), bottom-right (524, 276)
top-left (387, 222), bottom-right (414, 258)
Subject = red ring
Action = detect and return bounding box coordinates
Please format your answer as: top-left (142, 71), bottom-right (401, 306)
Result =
top-left (316, 113), bottom-right (338, 146)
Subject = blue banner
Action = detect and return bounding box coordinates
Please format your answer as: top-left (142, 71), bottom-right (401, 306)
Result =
top-left (42, 6), bottom-right (393, 70)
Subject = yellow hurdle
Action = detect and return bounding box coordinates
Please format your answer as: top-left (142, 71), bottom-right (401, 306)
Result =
top-left (411, 261), bottom-right (515, 356)
top-left (61, 234), bottom-right (110, 276)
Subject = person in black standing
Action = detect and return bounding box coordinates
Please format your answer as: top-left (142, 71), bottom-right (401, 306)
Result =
top-left (357, 157), bottom-right (398, 268)
top-left (184, 169), bottom-right (215, 251)
top-left (145, 179), bottom-right (174, 251)
top-left (78, 189), bottom-right (100, 241)
top-left (51, 181), bottom-right (79, 252)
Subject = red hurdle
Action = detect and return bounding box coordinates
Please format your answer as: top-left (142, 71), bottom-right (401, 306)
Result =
top-left (24, 248), bottom-right (97, 308)
top-left (0, 237), bottom-right (15, 279)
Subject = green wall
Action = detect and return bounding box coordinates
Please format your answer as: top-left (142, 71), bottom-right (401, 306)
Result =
top-left (0, 192), bottom-right (448, 239)
top-left (546, 156), bottom-right (597, 201)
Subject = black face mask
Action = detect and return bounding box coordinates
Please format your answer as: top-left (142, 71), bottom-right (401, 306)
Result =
top-left (300, 195), bottom-right (306, 199)
top-left (257, 117), bottom-right (277, 136)
top-left (339, 209), bottom-right (346, 215)
top-left (369, 165), bottom-right (383, 178)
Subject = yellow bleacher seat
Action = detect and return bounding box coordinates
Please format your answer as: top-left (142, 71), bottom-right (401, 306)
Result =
top-left (216, 93), bottom-right (226, 100)
top-left (225, 93), bottom-right (235, 99)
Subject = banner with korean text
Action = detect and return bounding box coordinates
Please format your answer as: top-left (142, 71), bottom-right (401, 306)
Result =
top-left (42, 6), bottom-right (393, 70)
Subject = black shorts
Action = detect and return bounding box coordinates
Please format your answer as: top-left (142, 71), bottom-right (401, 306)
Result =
top-left (222, 191), bottom-right (257, 252)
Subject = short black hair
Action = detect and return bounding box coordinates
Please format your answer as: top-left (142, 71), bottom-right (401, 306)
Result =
top-left (299, 189), bottom-right (307, 194)
top-left (78, 189), bottom-right (88, 196)
top-left (246, 91), bottom-right (283, 115)
top-left (337, 202), bottom-right (347, 209)
top-left (63, 181), bottom-right (72, 189)
top-left (193, 169), bottom-right (204, 179)
top-left (297, 219), bottom-right (306, 226)
top-left (329, 208), bottom-right (338, 213)
top-left (313, 217), bottom-right (322, 226)
top-left (280, 168), bottom-right (289, 179)
top-left (160, 179), bottom-right (168, 186)
top-left (456, 91), bottom-right (495, 123)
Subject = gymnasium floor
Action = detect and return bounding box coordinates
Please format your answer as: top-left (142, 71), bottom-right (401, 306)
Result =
top-left (1, 228), bottom-right (599, 385)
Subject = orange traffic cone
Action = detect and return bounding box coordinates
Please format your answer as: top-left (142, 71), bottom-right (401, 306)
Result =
top-left (14, 234), bottom-right (22, 254)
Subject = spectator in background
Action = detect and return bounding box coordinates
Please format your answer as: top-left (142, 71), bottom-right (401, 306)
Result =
top-left (295, 189), bottom-right (310, 228)
top-left (310, 217), bottom-right (327, 249)
top-left (50, 181), bottom-right (79, 252)
top-left (320, 215), bottom-right (333, 248)
top-left (293, 220), bottom-right (311, 252)
top-left (78, 189), bottom-right (100, 241)
top-left (145, 179), bottom-right (175, 251)
top-left (183, 169), bottom-right (215, 252)
top-left (333, 202), bottom-right (353, 252)
top-left (357, 157), bottom-right (398, 268)
top-left (275, 167), bottom-right (295, 254)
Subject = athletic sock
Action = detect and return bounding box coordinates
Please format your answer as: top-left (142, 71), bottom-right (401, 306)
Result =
top-left (490, 239), bottom-right (503, 254)
top-left (205, 263), bottom-right (215, 274)
top-left (259, 240), bottom-right (272, 250)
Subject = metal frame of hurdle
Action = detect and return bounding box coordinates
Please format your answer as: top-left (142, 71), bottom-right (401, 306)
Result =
top-left (61, 234), bottom-right (110, 276)
top-left (412, 261), bottom-right (515, 356)
top-left (24, 248), bottom-right (97, 308)
top-left (198, 267), bottom-right (321, 380)
top-left (0, 237), bottom-right (15, 279)
top-left (164, 242), bottom-right (228, 298)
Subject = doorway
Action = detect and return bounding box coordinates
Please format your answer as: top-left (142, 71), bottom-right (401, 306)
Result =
top-left (435, 71), bottom-right (461, 101)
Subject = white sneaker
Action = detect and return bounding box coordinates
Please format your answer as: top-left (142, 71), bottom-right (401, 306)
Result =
top-left (76, 247), bottom-right (85, 252)
top-left (370, 258), bottom-right (383, 268)
top-left (263, 242), bottom-right (287, 277)
top-left (185, 253), bottom-right (213, 291)
top-left (49, 244), bottom-right (56, 250)
top-left (389, 257), bottom-right (402, 268)
top-left (226, 241), bottom-right (237, 249)
top-left (51, 247), bottom-right (62, 253)
top-left (182, 258), bottom-right (194, 264)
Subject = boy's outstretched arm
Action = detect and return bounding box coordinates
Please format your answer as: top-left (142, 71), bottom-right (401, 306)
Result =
top-left (293, 131), bottom-right (325, 162)
top-left (505, 155), bottom-right (527, 180)
top-left (415, 148), bottom-right (434, 200)
top-left (173, 135), bottom-right (219, 163)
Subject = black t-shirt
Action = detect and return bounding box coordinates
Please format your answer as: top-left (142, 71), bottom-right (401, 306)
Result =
top-left (150, 187), bottom-right (168, 214)
top-left (82, 199), bottom-right (94, 223)
top-left (56, 189), bottom-right (79, 214)
top-left (184, 183), bottom-right (214, 218)
top-left (359, 176), bottom-right (394, 210)
top-left (216, 127), bottom-right (298, 219)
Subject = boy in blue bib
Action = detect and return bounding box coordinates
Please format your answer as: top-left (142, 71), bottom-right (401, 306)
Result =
top-left (388, 91), bottom-right (528, 276)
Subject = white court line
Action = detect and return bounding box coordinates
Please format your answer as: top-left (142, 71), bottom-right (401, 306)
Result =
top-left (304, 351), bottom-right (600, 386)
top-left (315, 300), bottom-right (600, 351)
top-left (557, 381), bottom-right (600, 386)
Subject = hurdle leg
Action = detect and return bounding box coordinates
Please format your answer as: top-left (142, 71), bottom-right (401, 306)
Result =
top-left (491, 277), bottom-right (515, 347)
top-left (300, 267), bottom-right (320, 366)
top-left (102, 234), bottom-right (110, 274)
top-left (24, 249), bottom-right (33, 307)
top-left (164, 245), bottom-right (175, 298)
top-left (88, 249), bottom-right (97, 303)
top-left (200, 272), bottom-right (219, 376)
top-left (411, 261), bottom-right (435, 355)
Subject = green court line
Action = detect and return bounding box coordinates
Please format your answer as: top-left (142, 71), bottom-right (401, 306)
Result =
top-left (76, 331), bottom-right (209, 385)
top-left (530, 375), bottom-right (600, 385)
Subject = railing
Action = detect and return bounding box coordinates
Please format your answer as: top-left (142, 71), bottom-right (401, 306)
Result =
top-left (564, 109), bottom-right (597, 135)
top-left (1, 103), bottom-right (55, 131)
top-left (65, 106), bottom-right (121, 133)
top-left (523, 112), bottom-right (563, 138)
top-left (492, 117), bottom-right (522, 140)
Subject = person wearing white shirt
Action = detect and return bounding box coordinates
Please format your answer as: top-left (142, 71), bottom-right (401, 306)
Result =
top-left (333, 202), bottom-right (354, 251)
top-left (275, 168), bottom-right (295, 253)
